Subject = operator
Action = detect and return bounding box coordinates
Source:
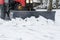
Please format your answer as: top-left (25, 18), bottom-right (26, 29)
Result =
top-left (0, 0), bottom-right (10, 20)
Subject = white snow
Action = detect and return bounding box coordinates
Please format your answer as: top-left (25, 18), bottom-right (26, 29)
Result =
top-left (0, 10), bottom-right (60, 40)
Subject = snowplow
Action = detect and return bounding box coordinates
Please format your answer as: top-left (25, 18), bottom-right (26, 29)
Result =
top-left (0, 0), bottom-right (57, 20)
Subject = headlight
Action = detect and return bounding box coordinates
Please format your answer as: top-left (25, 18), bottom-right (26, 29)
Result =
top-left (26, 0), bottom-right (33, 3)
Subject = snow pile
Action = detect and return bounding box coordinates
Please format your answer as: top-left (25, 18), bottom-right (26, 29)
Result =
top-left (0, 15), bottom-right (60, 40)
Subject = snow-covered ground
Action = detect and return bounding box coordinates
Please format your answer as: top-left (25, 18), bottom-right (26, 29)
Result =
top-left (0, 10), bottom-right (60, 40)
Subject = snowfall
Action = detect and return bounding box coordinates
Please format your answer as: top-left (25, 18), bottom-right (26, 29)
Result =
top-left (0, 10), bottom-right (60, 40)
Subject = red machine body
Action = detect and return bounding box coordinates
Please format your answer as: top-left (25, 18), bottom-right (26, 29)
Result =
top-left (0, 0), bottom-right (4, 5)
top-left (15, 0), bottom-right (26, 7)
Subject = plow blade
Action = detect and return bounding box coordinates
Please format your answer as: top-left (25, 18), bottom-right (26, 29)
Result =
top-left (11, 11), bottom-right (56, 21)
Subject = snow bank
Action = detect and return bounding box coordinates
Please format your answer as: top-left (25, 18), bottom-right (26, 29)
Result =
top-left (0, 16), bottom-right (59, 40)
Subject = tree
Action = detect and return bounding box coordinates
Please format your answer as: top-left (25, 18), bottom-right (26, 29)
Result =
top-left (40, 0), bottom-right (43, 4)
top-left (47, 0), bottom-right (52, 11)
top-left (56, 0), bottom-right (59, 9)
